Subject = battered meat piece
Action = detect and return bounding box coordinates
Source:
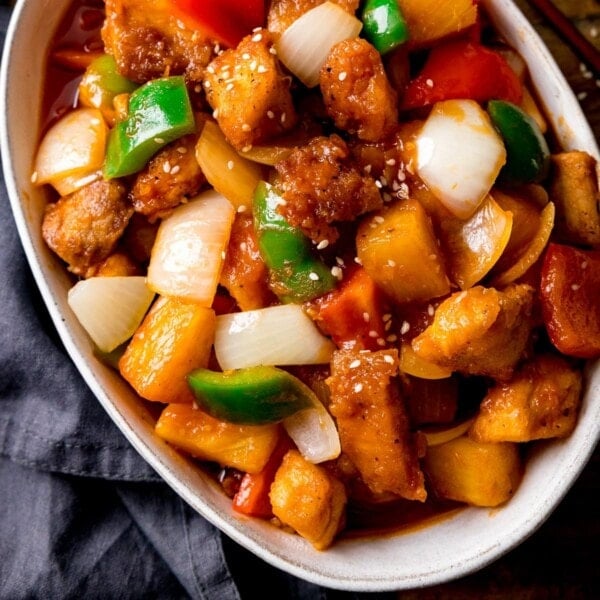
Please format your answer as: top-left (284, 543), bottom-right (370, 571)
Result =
top-left (42, 180), bottom-right (132, 277)
top-left (320, 38), bottom-right (398, 142)
top-left (274, 134), bottom-right (383, 243)
top-left (549, 151), bottom-right (600, 246)
top-left (326, 348), bottom-right (427, 501)
top-left (102, 0), bottom-right (215, 83)
top-left (470, 354), bottom-right (582, 442)
top-left (412, 284), bottom-right (536, 380)
top-left (203, 29), bottom-right (297, 150)
top-left (129, 135), bottom-right (206, 220)
top-left (270, 450), bottom-right (347, 550)
top-left (268, 0), bottom-right (359, 37)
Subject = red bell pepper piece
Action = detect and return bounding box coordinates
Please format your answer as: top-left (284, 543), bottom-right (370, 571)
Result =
top-left (540, 243), bottom-right (600, 359)
top-left (309, 266), bottom-right (390, 351)
top-left (170, 0), bottom-right (266, 48)
top-left (401, 40), bottom-right (523, 110)
top-left (232, 436), bottom-right (293, 518)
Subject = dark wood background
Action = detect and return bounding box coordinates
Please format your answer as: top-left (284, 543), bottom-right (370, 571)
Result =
top-left (398, 1), bottom-right (599, 598)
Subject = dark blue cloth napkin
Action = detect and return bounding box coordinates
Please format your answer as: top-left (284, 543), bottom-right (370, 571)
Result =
top-left (0, 6), bottom-right (395, 599)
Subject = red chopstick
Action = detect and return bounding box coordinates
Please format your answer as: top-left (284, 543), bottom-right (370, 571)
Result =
top-left (526, 0), bottom-right (600, 76)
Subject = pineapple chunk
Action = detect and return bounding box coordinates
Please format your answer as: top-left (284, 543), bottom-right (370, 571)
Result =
top-left (424, 436), bottom-right (522, 507)
top-left (156, 404), bottom-right (280, 474)
top-left (398, 0), bottom-right (478, 46)
top-left (119, 297), bottom-right (215, 403)
top-left (356, 199), bottom-right (450, 305)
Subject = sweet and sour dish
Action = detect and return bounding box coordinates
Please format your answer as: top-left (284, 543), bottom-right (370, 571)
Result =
top-left (32, 0), bottom-right (600, 549)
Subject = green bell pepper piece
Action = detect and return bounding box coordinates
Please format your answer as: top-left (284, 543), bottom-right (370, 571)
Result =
top-left (187, 366), bottom-right (314, 424)
top-left (487, 99), bottom-right (550, 185)
top-left (79, 54), bottom-right (138, 115)
top-left (104, 76), bottom-right (196, 179)
top-left (361, 0), bottom-right (409, 55)
top-left (253, 181), bottom-right (337, 303)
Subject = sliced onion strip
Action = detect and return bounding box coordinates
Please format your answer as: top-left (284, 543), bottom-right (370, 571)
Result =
top-left (147, 190), bottom-right (235, 305)
top-left (215, 304), bottom-right (335, 370)
top-left (67, 276), bottom-right (155, 353)
top-left (416, 99), bottom-right (506, 219)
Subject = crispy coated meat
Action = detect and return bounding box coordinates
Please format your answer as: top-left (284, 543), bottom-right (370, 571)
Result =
top-left (129, 135), bottom-right (206, 220)
top-left (274, 134), bottom-right (383, 243)
top-left (320, 38), bottom-right (398, 142)
top-left (42, 180), bottom-right (132, 277)
top-left (102, 0), bottom-right (215, 83)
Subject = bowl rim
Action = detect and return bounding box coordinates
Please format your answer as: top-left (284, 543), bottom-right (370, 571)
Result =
top-left (1, 0), bottom-right (599, 592)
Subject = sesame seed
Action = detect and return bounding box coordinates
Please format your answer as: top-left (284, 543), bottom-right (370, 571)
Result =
top-left (281, 112), bottom-right (287, 124)
top-left (269, 47), bottom-right (278, 55)
top-left (250, 60), bottom-right (257, 71)
top-left (363, 164), bottom-right (372, 174)
top-left (241, 144), bottom-right (253, 152)
top-left (427, 304), bottom-right (435, 317)
top-left (309, 272), bottom-right (320, 281)
top-left (387, 259), bottom-right (396, 267)
top-left (386, 158), bottom-right (396, 166)
top-left (227, 160), bottom-right (235, 170)
top-left (226, 82), bottom-right (234, 91)
top-left (237, 205), bottom-right (247, 213)
top-left (170, 165), bottom-right (180, 175)
top-left (377, 338), bottom-right (386, 346)
top-left (384, 354), bottom-right (394, 364)
top-left (425, 78), bottom-right (434, 88)
top-left (581, 261), bottom-right (588, 269)
top-left (176, 146), bottom-right (187, 154)
top-left (578, 91), bottom-right (588, 101)
top-left (354, 383), bottom-right (364, 393)
top-left (267, 110), bottom-right (275, 119)
top-left (386, 334), bottom-right (397, 342)
top-left (338, 71), bottom-right (347, 81)
top-left (154, 137), bottom-right (165, 144)
top-left (383, 314), bottom-right (392, 322)
top-left (354, 256), bottom-right (363, 265)
top-left (317, 240), bottom-right (329, 250)
top-left (206, 65), bottom-right (215, 74)
top-left (252, 33), bottom-right (263, 42)
top-left (349, 359), bottom-right (361, 369)
top-left (257, 65), bottom-right (268, 74)
top-left (204, 80), bottom-right (211, 88)
top-left (331, 266), bottom-right (343, 280)
top-left (374, 180), bottom-right (383, 189)
top-left (335, 257), bottom-right (345, 266)
top-left (571, 284), bottom-right (581, 291)
top-left (221, 251), bottom-right (227, 260)
top-left (213, 109), bottom-right (219, 118)
top-left (31, 171), bottom-right (38, 183)
top-left (363, 312), bottom-right (370, 322)
top-left (242, 52), bottom-right (251, 60)
top-left (374, 215), bottom-right (384, 224)
top-left (240, 242), bottom-right (248, 252)
top-left (368, 330), bottom-right (379, 338)
top-left (241, 123), bottom-right (251, 132)
top-left (400, 321), bottom-right (410, 335)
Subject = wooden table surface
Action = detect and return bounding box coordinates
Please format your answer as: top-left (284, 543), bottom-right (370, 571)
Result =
top-left (399, 2), bottom-right (599, 598)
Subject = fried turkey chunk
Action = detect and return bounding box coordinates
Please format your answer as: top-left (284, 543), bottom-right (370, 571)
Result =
top-left (129, 134), bottom-right (206, 220)
top-left (470, 354), bottom-right (582, 443)
top-left (320, 38), bottom-right (398, 142)
top-left (102, 0), bottom-right (215, 84)
top-left (412, 284), bottom-right (536, 381)
top-left (274, 134), bottom-right (383, 243)
top-left (42, 179), bottom-right (132, 277)
top-left (326, 348), bottom-right (427, 502)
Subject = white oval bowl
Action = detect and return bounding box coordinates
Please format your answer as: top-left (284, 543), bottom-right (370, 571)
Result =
top-left (1, 0), bottom-right (599, 592)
